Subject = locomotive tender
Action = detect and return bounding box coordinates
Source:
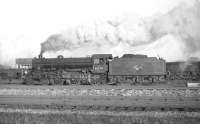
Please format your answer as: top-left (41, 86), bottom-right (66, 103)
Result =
top-left (109, 54), bottom-right (166, 84)
top-left (24, 54), bottom-right (166, 85)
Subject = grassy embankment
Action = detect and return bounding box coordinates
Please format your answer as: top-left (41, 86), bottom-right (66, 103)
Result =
top-left (0, 108), bottom-right (200, 124)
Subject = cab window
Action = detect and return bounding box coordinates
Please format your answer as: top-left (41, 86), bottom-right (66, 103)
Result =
top-left (94, 59), bottom-right (99, 64)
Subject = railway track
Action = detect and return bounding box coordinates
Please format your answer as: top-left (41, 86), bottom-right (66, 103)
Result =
top-left (0, 95), bottom-right (200, 112)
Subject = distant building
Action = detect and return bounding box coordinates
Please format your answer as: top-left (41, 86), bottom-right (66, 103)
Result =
top-left (15, 58), bottom-right (32, 69)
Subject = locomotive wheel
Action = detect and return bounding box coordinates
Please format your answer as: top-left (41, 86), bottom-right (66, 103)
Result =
top-left (80, 80), bottom-right (90, 85)
top-left (54, 78), bottom-right (60, 85)
top-left (23, 76), bottom-right (34, 85)
top-left (66, 79), bottom-right (71, 85)
top-left (63, 80), bottom-right (67, 85)
top-left (63, 79), bottom-right (71, 85)
top-left (48, 79), bottom-right (54, 85)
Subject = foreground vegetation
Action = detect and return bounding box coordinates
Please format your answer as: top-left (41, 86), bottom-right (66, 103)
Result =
top-left (0, 108), bottom-right (200, 124)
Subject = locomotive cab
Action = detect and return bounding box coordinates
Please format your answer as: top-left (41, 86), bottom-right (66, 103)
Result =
top-left (91, 54), bottom-right (112, 84)
top-left (91, 54), bottom-right (112, 73)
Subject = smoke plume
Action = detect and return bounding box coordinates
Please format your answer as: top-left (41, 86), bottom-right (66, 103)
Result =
top-left (148, 0), bottom-right (200, 55)
top-left (41, 0), bottom-right (200, 61)
top-left (40, 34), bottom-right (77, 55)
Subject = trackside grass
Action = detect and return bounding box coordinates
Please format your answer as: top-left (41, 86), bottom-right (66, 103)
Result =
top-left (0, 108), bottom-right (200, 124)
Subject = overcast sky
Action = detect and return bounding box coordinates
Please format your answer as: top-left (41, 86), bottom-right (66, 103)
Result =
top-left (0, 0), bottom-right (189, 39)
top-left (0, 0), bottom-right (196, 65)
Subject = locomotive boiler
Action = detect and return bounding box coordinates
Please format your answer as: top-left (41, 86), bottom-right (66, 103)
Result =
top-left (23, 53), bottom-right (166, 85)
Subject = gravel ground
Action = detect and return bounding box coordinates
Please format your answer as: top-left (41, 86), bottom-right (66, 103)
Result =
top-left (0, 88), bottom-right (200, 97)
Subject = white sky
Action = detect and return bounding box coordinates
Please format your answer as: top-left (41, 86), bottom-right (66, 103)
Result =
top-left (0, 0), bottom-right (192, 65)
top-left (0, 0), bottom-right (188, 37)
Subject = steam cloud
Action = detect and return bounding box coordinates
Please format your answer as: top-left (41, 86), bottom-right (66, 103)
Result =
top-left (149, 1), bottom-right (200, 55)
top-left (40, 0), bottom-right (200, 61)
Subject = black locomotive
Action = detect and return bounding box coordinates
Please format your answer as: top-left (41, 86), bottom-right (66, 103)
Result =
top-left (166, 61), bottom-right (200, 81)
top-left (20, 53), bottom-right (200, 85)
top-left (23, 54), bottom-right (166, 85)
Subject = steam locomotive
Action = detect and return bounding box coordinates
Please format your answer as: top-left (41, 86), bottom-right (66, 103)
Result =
top-left (23, 54), bottom-right (167, 85)
top-left (22, 53), bottom-right (200, 85)
top-left (166, 61), bottom-right (200, 81)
